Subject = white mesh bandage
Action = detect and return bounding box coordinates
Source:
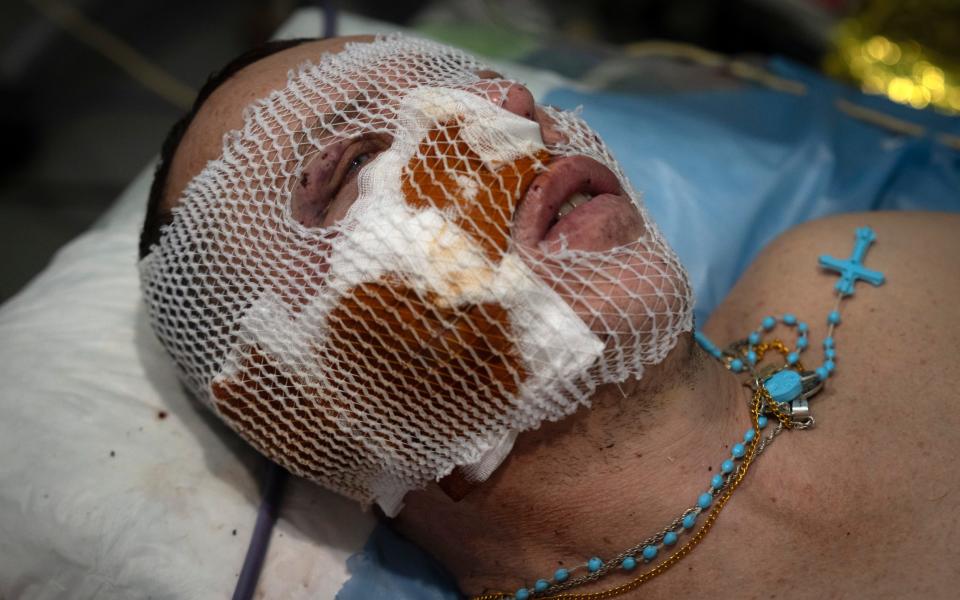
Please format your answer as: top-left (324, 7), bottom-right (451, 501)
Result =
top-left (140, 35), bottom-right (692, 515)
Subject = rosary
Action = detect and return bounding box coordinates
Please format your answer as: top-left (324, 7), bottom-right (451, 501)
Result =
top-left (473, 227), bottom-right (885, 600)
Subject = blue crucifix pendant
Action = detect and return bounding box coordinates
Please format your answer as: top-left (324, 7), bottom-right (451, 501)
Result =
top-left (818, 226), bottom-right (885, 296)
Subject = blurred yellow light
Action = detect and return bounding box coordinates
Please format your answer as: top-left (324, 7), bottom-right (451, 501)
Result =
top-left (948, 89), bottom-right (960, 110)
top-left (911, 60), bottom-right (932, 78)
top-left (880, 42), bottom-right (901, 66)
top-left (862, 73), bottom-right (886, 93)
top-left (909, 86), bottom-right (931, 109)
top-left (866, 36), bottom-right (891, 62)
top-left (887, 77), bottom-right (914, 103)
top-left (849, 55), bottom-right (868, 77)
top-left (828, 19), bottom-right (960, 114)
top-left (921, 66), bottom-right (945, 91)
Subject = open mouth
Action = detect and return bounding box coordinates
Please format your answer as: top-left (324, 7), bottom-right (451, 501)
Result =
top-left (512, 155), bottom-right (643, 251)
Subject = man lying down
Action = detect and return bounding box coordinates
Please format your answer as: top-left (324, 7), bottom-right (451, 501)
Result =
top-left (138, 34), bottom-right (959, 598)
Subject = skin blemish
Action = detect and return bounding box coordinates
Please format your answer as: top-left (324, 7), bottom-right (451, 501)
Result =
top-left (157, 411), bottom-right (168, 420)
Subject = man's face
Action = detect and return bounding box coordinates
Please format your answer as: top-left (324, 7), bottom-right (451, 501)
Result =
top-left (144, 35), bottom-right (691, 511)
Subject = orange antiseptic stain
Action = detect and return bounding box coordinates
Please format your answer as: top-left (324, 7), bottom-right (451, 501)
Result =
top-left (212, 348), bottom-right (354, 471)
top-left (402, 119), bottom-right (548, 261)
top-left (212, 118), bottom-right (547, 494)
top-left (324, 279), bottom-right (525, 421)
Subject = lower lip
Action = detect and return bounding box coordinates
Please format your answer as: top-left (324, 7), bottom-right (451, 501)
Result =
top-left (542, 193), bottom-right (645, 252)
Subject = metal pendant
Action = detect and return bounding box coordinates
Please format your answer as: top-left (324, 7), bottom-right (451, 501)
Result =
top-left (761, 369), bottom-right (822, 428)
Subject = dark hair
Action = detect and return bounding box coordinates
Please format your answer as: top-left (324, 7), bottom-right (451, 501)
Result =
top-left (138, 38), bottom-right (315, 259)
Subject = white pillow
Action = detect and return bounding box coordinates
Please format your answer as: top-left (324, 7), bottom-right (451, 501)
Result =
top-left (0, 167), bottom-right (375, 599)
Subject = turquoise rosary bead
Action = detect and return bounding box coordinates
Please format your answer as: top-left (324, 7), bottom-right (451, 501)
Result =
top-left (621, 556), bottom-right (637, 571)
top-left (553, 568), bottom-right (569, 583)
top-left (642, 545), bottom-right (658, 561)
top-left (721, 459), bottom-right (734, 473)
top-left (731, 443), bottom-right (745, 458)
top-left (534, 579), bottom-right (550, 592)
top-left (682, 513), bottom-right (697, 529)
top-left (711, 474), bottom-right (724, 489)
top-left (663, 531), bottom-right (678, 546)
top-left (515, 588), bottom-right (530, 600)
top-left (698, 493), bottom-right (713, 509)
top-left (766, 369), bottom-right (802, 404)
top-left (587, 557), bottom-right (602, 573)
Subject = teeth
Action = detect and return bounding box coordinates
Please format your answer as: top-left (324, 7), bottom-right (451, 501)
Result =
top-left (556, 192), bottom-right (591, 219)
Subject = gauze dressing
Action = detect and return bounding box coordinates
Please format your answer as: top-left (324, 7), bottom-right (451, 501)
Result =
top-left (140, 35), bottom-right (692, 515)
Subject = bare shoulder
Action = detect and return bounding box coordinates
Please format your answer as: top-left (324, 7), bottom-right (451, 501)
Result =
top-left (706, 211), bottom-right (960, 594)
top-left (705, 210), bottom-right (960, 344)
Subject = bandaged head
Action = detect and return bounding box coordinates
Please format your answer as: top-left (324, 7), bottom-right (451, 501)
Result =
top-left (139, 35), bottom-right (692, 516)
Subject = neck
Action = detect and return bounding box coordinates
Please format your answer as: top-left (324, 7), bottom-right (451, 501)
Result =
top-left (395, 334), bottom-right (756, 596)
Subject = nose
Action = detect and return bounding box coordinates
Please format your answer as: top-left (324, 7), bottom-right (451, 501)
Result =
top-left (469, 77), bottom-right (567, 145)
top-left (470, 78), bottom-right (536, 120)
top-left (495, 81), bottom-right (537, 120)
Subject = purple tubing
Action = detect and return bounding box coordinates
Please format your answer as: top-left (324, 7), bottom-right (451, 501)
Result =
top-left (231, 462), bottom-right (288, 600)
